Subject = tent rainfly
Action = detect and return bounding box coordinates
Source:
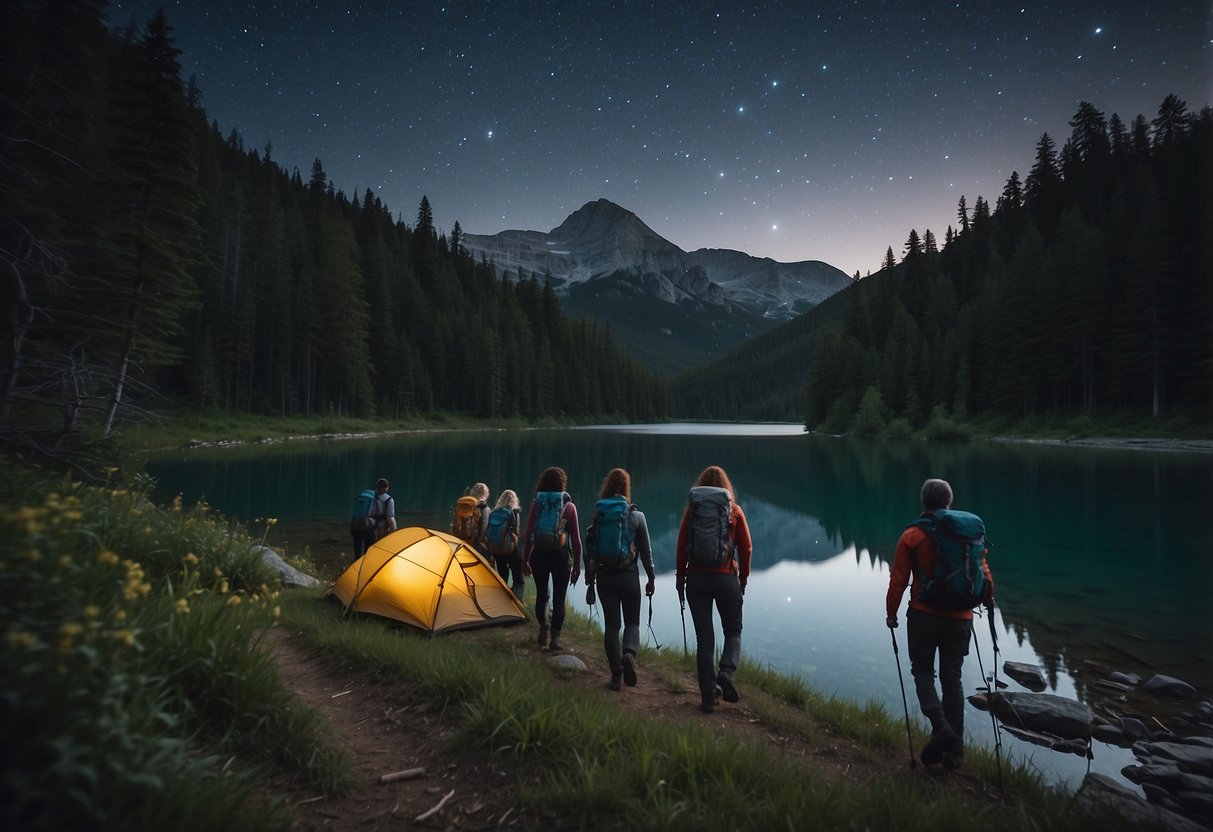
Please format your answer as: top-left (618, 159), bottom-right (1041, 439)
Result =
top-left (328, 527), bottom-right (527, 635)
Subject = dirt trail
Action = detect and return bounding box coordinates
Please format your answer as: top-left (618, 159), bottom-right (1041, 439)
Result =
top-left (263, 621), bottom-right (996, 830)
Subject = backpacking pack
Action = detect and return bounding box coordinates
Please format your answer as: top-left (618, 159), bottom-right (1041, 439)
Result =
top-left (909, 508), bottom-right (990, 611)
top-left (452, 495), bottom-right (483, 542)
top-left (588, 496), bottom-right (634, 568)
top-left (484, 506), bottom-right (519, 556)
top-left (685, 486), bottom-right (734, 567)
top-left (532, 491), bottom-right (568, 551)
top-left (350, 489), bottom-right (377, 533)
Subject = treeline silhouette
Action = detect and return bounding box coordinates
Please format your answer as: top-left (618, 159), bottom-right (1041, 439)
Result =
top-left (676, 96), bottom-right (1211, 431)
top-left (1, 4), bottom-right (667, 447)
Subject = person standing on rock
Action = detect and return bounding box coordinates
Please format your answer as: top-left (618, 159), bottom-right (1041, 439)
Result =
top-left (885, 477), bottom-right (995, 770)
top-left (584, 468), bottom-right (655, 691)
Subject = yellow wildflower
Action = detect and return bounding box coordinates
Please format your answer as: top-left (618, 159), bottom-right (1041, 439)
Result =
top-left (114, 629), bottom-right (136, 647)
top-left (114, 609), bottom-right (127, 622)
top-left (175, 599), bottom-right (190, 615)
top-left (183, 552), bottom-right (199, 565)
top-left (226, 595), bottom-right (242, 608)
top-left (218, 579), bottom-right (230, 594)
top-left (58, 555), bottom-right (72, 569)
top-left (271, 606), bottom-right (281, 621)
top-left (6, 631), bottom-right (36, 650)
top-left (83, 605), bottom-right (100, 619)
top-left (98, 550), bottom-right (120, 566)
top-left (265, 517), bottom-right (278, 526)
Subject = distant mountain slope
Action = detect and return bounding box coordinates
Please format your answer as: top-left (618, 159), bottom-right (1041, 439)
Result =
top-left (463, 198), bottom-right (851, 375)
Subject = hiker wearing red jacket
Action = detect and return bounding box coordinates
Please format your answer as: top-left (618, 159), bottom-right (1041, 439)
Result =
top-left (885, 478), bottom-right (994, 770)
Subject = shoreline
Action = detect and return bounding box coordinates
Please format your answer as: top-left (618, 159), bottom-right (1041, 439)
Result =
top-left (158, 425), bottom-right (1213, 455)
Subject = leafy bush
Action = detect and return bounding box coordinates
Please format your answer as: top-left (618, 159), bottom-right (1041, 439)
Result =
top-left (0, 462), bottom-right (352, 832)
top-left (922, 406), bottom-right (973, 441)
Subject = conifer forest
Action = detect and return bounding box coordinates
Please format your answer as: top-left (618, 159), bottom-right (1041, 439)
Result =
top-left (3, 4), bottom-right (1209, 444)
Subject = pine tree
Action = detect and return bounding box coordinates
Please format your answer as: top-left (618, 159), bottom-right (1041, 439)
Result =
top-left (89, 10), bottom-right (203, 435)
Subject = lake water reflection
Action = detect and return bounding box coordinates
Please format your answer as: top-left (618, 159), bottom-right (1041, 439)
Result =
top-left (141, 424), bottom-right (1213, 793)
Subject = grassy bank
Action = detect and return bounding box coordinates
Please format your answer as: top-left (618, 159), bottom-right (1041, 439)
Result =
top-left (278, 593), bottom-right (1136, 832)
top-left (0, 460), bottom-right (1151, 830)
top-left (0, 461), bottom-right (354, 832)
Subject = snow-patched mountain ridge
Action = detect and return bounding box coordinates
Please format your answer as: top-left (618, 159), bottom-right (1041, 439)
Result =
top-left (462, 199), bottom-right (852, 320)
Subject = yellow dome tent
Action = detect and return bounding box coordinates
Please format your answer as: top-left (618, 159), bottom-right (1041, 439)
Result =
top-left (328, 527), bottom-right (527, 635)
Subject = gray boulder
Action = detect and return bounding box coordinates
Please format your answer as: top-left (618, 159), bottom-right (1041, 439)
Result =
top-left (548, 653), bottom-right (589, 671)
top-left (990, 692), bottom-right (1093, 740)
top-left (1074, 773), bottom-right (1207, 832)
top-left (1133, 741), bottom-right (1213, 777)
top-left (1143, 674), bottom-right (1199, 699)
top-left (1109, 671), bottom-right (1142, 686)
top-left (252, 545), bottom-right (322, 589)
top-left (1003, 661), bottom-right (1048, 691)
top-left (1092, 724), bottom-right (1132, 747)
top-left (1002, 725), bottom-right (1089, 757)
top-left (1122, 763), bottom-right (1213, 795)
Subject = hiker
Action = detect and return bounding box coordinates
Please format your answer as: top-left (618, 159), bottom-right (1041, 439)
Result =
top-left (350, 486), bottom-right (378, 557)
top-left (371, 477), bottom-right (397, 541)
top-left (675, 465), bottom-right (752, 714)
top-left (522, 466), bottom-right (583, 653)
top-left (584, 468), bottom-right (655, 691)
top-left (453, 482), bottom-right (491, 553)
top-left (485, 488), bottom-right (526, 599)
top-left (885, 477), bottom-right (995, 770)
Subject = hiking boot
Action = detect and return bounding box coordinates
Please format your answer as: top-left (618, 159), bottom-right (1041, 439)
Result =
top-left (548, 632), bottom-right (562, 652)
top-left (537, 626), bottom-right (549, 649)
top-left (714, 684), bottom-right (723, 704)
top-left (609, 671), bottom-right (623, 691)
top-left (700, 700), bottom-right (715, 714)
top-left (622, 653), bottom-right (637, 687)
top-left (717, 672), bottom-right (739, 703)
top-left (941, 746), bottom-right (965, 771)
top-left (920, 727), bottom-right (959, 766)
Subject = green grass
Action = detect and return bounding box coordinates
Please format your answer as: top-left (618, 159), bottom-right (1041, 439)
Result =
top-left (0, 460), bottom-right (354, 832)
top-left (279, 593), bottom-right (1147, 832)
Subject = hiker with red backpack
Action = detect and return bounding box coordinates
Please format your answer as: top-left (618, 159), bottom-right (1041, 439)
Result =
top-left (675, 465), bottom-right (752, 714)
top-left (522, 466), bottom-right (583, 653)
top-left (885, 477), bottom-right (995, 771)
top-left (584, 468), bottom-right (655, 692)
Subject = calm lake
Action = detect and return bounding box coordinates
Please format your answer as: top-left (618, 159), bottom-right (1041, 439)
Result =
top-left (140, 424), bottom-right (1213, 794)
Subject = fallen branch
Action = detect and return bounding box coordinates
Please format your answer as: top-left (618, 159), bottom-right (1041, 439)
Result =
top-left (377, 766), bottom-right (426, 784)
top-left (414, 789), bottom-right (454, 823)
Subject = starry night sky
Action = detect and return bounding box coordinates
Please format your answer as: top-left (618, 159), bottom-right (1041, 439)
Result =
top-left (111, 1), bottom-right (1210, 278)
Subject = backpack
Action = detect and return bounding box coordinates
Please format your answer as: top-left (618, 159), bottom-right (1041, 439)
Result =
top-left (532, 491), bottom-right (568, 551)
top-left (587, 496), bottom-right (634, 568)
top-left (909, 509), bottom-right (990, 611)
top-left (350, 489), bottom-right (377, 534)
top-left (452, 495), bottom-right (483, 542)
top-left (685, 486), bottom-right (734, 567)
top-left (484, 506), bottom-right (519, 556)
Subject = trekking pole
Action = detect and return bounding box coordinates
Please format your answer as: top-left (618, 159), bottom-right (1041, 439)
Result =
top-left (889, 626), bottom-right (917, 769)
top-left (646, 593), bottom-right (663, 650)
top-left (680, 600), bottom-right (688, 655)
top-left (971, 611), bottom-right (1004, 789)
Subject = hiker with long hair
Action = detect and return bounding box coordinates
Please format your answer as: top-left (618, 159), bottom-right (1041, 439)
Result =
top-left (585, 468), bottom-right (655, 691)
top-left (522, 466), bottom-right (583, 652)
top-left (675, 465), bottom-right (752, 713)
top-left (885, 477), bottom-right (995, 770)
top-left (487, 489), bottom-right (525, 599)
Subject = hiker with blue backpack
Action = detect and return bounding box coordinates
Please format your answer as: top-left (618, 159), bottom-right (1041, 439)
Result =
top-left (885, 477), bottom-right (995, 771)
top-left (350, 477), bottom-right (396, 557)
top-left (584, 468), bottom-right (655, 692)
top-left (522, 466), bottom-right (583, 653)
top-left (675, 465), bottom-right (752, 714)
top-left (484, 489), bottom-right (525, 599)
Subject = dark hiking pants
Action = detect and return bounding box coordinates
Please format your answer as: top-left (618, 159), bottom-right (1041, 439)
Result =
top-left (907, 607), bottom-right (971, 739)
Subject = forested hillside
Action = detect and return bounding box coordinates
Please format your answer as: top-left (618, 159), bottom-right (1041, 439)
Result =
top-left (675, 96), bottom-right (1212, 431)
top-left (1, 4), bottom-right (668, 449)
